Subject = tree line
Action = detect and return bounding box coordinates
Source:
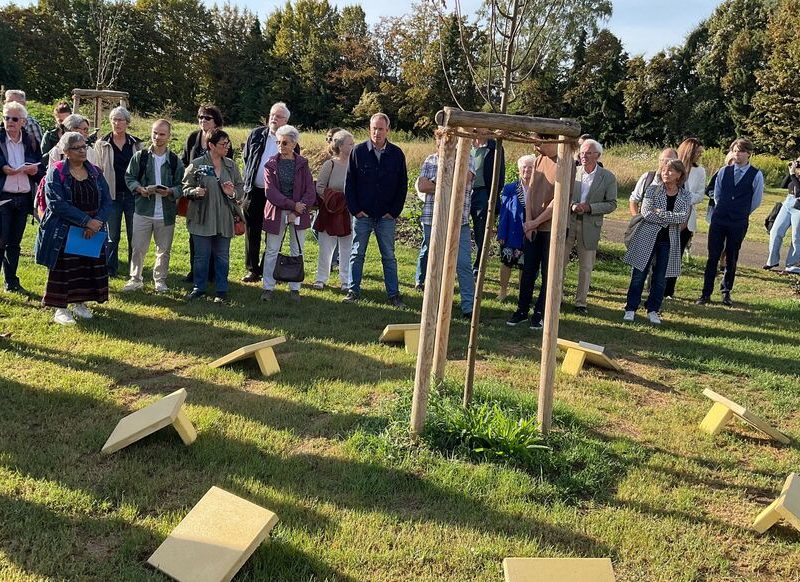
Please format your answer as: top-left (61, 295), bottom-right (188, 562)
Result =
top-left (1, 0), bottom-right (799, 157)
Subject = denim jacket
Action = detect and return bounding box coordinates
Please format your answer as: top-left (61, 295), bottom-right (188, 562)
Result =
top-left (34, 161), bottom-right (112, 269)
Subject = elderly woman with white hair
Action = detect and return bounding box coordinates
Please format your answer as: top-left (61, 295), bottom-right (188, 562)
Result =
top-left (260, 125), bottom-right (316, 302)
top-left (0, 100), bottom-right (44, 294)
top-left (495, 154), bottom-right (534, 301)
top-left (47, 114), bottom-right (98, 167)
top-left (312, 129), bottom-right (355, 291)
top-left (94, 105), bottom-right (143, 277)
top-left (34, 132), bottom-right (112, 324)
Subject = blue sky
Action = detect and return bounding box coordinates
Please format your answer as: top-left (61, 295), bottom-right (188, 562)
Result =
top-left (1, 0), bottom-right (721, 57)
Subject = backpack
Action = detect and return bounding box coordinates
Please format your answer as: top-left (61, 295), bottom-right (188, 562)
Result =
top-left (35, 161), bottom-right (68, 221)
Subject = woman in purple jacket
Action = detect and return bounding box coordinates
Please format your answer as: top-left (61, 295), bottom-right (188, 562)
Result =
top-left (260, 125), bottom-right (316, 302)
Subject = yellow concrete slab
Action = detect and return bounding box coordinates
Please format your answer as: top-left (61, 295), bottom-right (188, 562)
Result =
top-left (148, 486), bottom-right (279, 582)
top-left (102, 388), bottom-right (196, 454)
top-left (379, 323), bottom-right (421, 354)
top-left (503, 557), bottom-right (615, 582)
top-left (556, 338), bottom-right (622, 375)
top-left (702, 388), bottom-right (790, 444)
top-left (754, 473), bottom-right (800, 534)
top-left (209, 337), bottom-right (286, 377)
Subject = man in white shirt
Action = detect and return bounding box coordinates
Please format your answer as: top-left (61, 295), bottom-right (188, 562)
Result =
top-left (563, 139), bottom-right (618, 314)
top-left (241, 102), bottom-right (292, 282)
top-left (122, 120), bottom-right (185, 293)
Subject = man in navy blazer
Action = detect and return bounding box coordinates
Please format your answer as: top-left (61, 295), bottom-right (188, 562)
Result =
top-left (345, 113), bottom-right (408, 307)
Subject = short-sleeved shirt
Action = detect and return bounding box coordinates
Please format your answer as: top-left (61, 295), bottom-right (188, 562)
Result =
top-left (419, 153), bottom-right (475, 226)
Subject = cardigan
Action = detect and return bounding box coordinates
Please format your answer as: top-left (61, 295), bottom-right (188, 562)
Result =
top-left (182, 153), bottom-right (244, 238)
top-left (624, 184), bottom-right (691, 278)
top-left (262, 153), bottom-right (316, 235)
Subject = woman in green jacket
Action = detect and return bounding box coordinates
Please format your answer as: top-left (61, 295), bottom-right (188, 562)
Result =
top-left (182, 129), bottom-right (244, 303)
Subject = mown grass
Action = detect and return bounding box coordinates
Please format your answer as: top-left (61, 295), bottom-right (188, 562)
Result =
top-left (1, 191), bottom-right (799, 581)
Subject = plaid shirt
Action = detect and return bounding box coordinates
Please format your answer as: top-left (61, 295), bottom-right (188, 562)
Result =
top-left (419, 153), bottom-right (475, 226)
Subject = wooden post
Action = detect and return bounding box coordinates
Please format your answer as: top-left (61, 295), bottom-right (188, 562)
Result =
top-left (537, 132), bottom-right (575, 434)
top-left (433, 133), bottom-right (472, 384)
top-left (463, 137), bottom-right (504, 406)
top-left (72, 93), bottom-right (80, 113)
top-left (410, 131), bottom-right (456, 437)
top-left (94, 97), bottom-right (102, 131)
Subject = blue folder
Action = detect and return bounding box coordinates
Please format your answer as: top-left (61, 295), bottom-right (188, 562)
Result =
top-left (64, 226), bottom-right (107, 258)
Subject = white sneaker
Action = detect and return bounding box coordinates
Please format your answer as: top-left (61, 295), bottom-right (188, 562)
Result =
top-left (623, 310), bottom-right (635, 322)
top-left (122, 279), bottom-right (143, 292)
top-left (647, 311), bottom-right (662, 325)
top-left (54, 308), bottom-right (76, 325)
top-left (154, 281), bottom-right (169, 293)
top-left (71, 303), bottom-right (93, 319)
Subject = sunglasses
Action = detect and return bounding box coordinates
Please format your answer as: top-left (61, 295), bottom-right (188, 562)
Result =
top-left (3, 115), bottom-right (20, 122)
top-left (198, 115), bottom-right (213, 121)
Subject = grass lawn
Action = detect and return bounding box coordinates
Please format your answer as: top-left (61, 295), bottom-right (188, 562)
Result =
top-left (1, 165), bottom-right (800, 579)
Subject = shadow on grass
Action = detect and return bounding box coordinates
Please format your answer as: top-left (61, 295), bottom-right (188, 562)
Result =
top-left (0, 375), bottom-right (611, 579)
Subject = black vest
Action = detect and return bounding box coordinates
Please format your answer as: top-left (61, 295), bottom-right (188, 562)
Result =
top-left (713, 165), bottom-right (758, 224)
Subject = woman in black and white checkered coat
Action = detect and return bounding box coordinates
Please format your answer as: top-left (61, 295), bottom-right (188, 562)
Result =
top-left (623, 159), bottom-right (691, 324)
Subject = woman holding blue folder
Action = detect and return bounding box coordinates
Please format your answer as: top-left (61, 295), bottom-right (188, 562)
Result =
top-left (35, 132), bottom-right (112, 325)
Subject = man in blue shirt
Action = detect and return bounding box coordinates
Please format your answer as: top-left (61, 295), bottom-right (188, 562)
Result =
top-left (344, 113), bottom-right (408, 308)
top-left (697, 138), bottom-right (764, 306)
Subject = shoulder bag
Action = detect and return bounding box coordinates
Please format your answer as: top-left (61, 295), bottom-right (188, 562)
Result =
top-left (273, 223), bottom-right (305, 282)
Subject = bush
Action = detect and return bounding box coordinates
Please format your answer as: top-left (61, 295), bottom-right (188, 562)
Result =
top-left (426, 398), bottom-right (549, 465)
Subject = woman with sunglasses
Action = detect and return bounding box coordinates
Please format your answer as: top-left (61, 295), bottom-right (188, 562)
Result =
top-left (182, 128), bottom-right (244, 303)
top-left (260, 125), bottom-right (316, 302)
top-left (181, 105), bottom-right (233, 284)
top-left (35, 132), bottom-right (111, 324)
top-left (0, 101), bottom-right (44, 295)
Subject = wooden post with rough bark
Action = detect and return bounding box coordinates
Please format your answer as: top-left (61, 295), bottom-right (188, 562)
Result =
top-left (537, 132), bottom-right (575, 434)
top-left (410, 132), bottom-right (457, 436)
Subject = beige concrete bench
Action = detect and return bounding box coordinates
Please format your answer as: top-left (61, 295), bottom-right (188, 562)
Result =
top-left (503, 557), bottom-right (615, 581)
top-left (753, 473), bottom-right (800, 534)
top-left (102, 388), bottom-right (196, 454)
top-left (556, 338), bottom-right (622, 376)
top-left (148, 486), bottom-right (279, 582)
top-left (209, 337), bottom-right (286, 377)
top-left (379, 323), bottom-right (420, 354)
top-left (700, 388), bottom-right (790, 444)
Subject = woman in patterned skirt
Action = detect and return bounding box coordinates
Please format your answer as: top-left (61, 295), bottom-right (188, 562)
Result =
top-left (35, 132), bottom-right (112, 325)
top-left (496, 155), bottom-right (534, 301)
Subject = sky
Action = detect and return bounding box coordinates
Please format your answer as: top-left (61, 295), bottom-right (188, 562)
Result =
top-left (1, 0), bottom-right (721, 58)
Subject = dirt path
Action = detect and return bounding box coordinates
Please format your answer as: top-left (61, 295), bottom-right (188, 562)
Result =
top-left (602, 218), bottom-right (769, 269)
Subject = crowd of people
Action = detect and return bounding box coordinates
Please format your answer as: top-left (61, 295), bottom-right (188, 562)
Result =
top-left (0, 89), bottom-right (791, 327)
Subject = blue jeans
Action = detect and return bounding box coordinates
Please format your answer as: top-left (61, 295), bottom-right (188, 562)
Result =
top-left (416, 222), bottom-right (475, 313)
top-left (192, 234), bottom-right (231, 294)
top-left (0, 195), bottom-right (29, 289)
top-left (106, 191), bottom-right (135, 276)
top-left (348, 216), bottom-right (399, 298)
top-left (626, 239), bottom-right (670, 312)
top-left (767, 197), bottom-right (800, 267)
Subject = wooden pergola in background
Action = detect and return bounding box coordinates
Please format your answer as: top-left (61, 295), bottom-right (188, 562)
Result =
top-left (410, 107), bottom-right (580, 437)
top-left (71, 89), bottom-right (129, 131)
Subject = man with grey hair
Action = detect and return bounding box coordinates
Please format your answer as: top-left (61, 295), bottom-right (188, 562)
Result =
top-left (4, 90), bottom-right (43, 145)
top-left (344, 112), bottom-right (408, 307)
top-left (563, 138), bottom-right (617, 314)
top-left (241, 101), bottom-right (295, 282)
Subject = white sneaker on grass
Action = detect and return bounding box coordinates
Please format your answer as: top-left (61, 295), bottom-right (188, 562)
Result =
top-left (71, 303), bottom-right (93, 319)
top-left (122, 279), bottom-right (143, 292)
top-left (154, 281), bottom-right (169, 293)
top-left (54, 308), bottom-right (76, 325)
top-left (623, 310), bottom-right (635, 322)
top-left (647, 311), bottom-right (662, 325)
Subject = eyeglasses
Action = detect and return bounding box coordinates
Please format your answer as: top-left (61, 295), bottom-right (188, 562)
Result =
top-left (3, 116), bottom-right (20, 122)
top-left (68, 145), bottom-right (88, 152)
top-left (198, 115), bottom-right (213, 121)
top-left (214, 141), bottom-right (230, 148)
top-left (277, 140), bottom-right (294, 146)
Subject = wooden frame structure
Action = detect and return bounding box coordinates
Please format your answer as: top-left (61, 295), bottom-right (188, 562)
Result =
top-left (410, 107), bottom-right (579, 436)
top-left (71, 88), bottom-right (129, 131)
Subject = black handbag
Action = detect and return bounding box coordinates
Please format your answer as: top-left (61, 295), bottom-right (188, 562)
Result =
top-left (273, 224), bottom-right (305, 283)
top-left (765, 202), bottom-right (783, 232)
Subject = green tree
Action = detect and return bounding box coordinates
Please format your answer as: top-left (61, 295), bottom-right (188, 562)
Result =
top-left (749, 0), bottom-right (800, 156)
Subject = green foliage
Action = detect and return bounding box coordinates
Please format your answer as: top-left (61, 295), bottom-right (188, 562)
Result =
top-left (426, 398), bottom-right (549, 465)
